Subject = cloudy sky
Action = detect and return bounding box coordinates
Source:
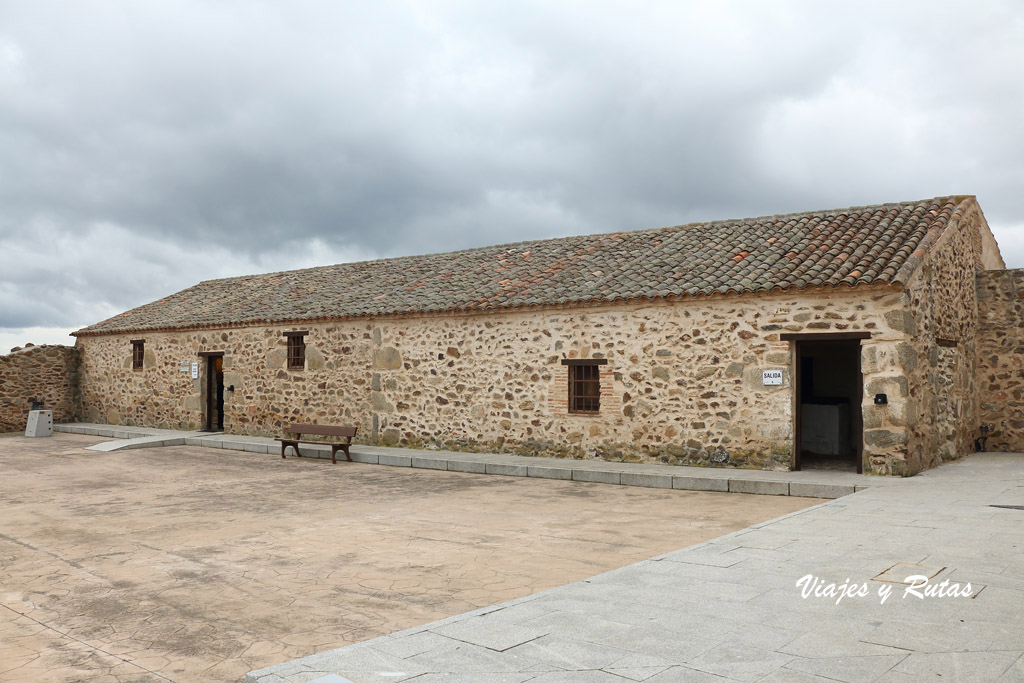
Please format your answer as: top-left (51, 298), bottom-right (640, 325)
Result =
top-left (1, 1), bottom-right (1022, 351)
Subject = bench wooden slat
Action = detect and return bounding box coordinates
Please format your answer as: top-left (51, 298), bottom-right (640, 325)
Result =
top-left (285, 423), bottom-right (357, 438)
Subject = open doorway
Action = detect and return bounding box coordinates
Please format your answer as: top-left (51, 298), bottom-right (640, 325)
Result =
top-left (793, 337), bottom-right (864, 473)
top-left (203, 353), bottom-right (224, 432)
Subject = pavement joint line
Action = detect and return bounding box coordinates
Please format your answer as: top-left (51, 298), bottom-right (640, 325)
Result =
top-left (0, 602), bottom-right (175, 682)
top-left (55, 422), bottom-right (891, 500)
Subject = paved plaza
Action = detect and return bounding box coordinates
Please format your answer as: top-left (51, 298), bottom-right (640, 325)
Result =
top-left (250, 453), bottom-right (1024, 682)
top-left (4, 428), bottom-right (1022, 682)
top-left (0, 433), bottom-right (816, 682)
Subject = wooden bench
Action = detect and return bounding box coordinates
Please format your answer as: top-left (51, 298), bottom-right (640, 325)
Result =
top-left (276, 423), bottom-right (357, 464)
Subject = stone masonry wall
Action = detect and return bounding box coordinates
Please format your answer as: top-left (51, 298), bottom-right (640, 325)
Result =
top-left (77, 286), bottom-right (910, 473)
top-left (977, 268), bottom-right (1024, 451)
top-left (899, 200), bottom-right (990, 475)
top-left (0, 344), bottom-right (81, 432)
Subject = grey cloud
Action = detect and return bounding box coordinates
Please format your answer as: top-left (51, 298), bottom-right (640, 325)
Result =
top-left (1, 0), bottom-right (1022, 339)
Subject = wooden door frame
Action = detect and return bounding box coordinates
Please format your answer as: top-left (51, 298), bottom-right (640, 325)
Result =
top-left (794, 346), bottom-right (803, 472)
top-left (783, 333), bottom-right (868, 473)
top-left (199, 351), bottom-right (224, 431)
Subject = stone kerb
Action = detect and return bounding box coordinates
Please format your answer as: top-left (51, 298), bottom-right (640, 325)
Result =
top-left (56, 423), bottom-right (866, 499)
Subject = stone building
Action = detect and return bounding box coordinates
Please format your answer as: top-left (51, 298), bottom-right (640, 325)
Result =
top-left (63, 195), bottom-right (1021, 475)
top-left (0, 344), bottom-right (80, 433)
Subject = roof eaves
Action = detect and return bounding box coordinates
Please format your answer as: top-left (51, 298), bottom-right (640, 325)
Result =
top-left (74, 278), bottom-right (905, 338)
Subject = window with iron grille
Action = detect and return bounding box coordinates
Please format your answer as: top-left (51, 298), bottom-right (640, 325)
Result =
top-left (131, 340), bottom-right (144, 370)
top-left (285, 332), bottom-right (306, 370)
top-left (562, 358), bottom-right (607, 413)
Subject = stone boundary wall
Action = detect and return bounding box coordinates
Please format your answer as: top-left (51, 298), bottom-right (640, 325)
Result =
top-left (0, 344), bottom-right (81, 432)
top-left (977, 268), bottom-right (1024, 451)
top-left (900, 200), bottom-right (989, 474)
top-left (77, 285), bottom-right (910, 473)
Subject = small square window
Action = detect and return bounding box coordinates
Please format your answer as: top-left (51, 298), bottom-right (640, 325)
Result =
top-left (286, 332), bottom-right (306, 370)
top-left (131, 340), bottom-right (144, 370)
top-left (562, 359), bottom-right (607, 414)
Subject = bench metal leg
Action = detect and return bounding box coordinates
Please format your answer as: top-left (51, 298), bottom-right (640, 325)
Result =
top-left (329, 444), bottom-right (352, 464)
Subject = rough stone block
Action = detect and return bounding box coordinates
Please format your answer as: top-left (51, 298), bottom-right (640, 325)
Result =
top-left (305, 346), bottom-right (325, 370)
top-left (673, 476), bottom-right (729, 492)
top-left (371, 392), bottom-right (395, 413)
top-left (788, 482), bottom-right (856, 499)
top-left (865, 429), bottom-right (907, 447)
top-left (572, 469), bottom-right (621, 485)
top-left (411, 456), bottom-right (448, 470)
top-left (527, 466), bottom-right (573, 480)
top-left (373, 346), bottom-right (402, 370)
top-left (885, 309), bottom-right (918, 335)
top-left (378, 453), bottom-right (412, 467)
top-left (447, 459), bottom-right (486, 474)
top-left (729, 479), bottom-right (790, 496)
top-left (486, 462), bottom-right (528, 477)
top-left (620, 472), bottom-right (673, 488)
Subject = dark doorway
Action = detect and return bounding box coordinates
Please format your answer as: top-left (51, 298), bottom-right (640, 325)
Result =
top-left (204, 354), bottom-right (224, 432)
top-left (794, 338), bottom-right (863, 473)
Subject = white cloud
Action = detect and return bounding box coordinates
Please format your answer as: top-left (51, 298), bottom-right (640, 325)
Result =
top-left (0, 37), bottom-right (25, 88)
top-left (0, 0), bottom-right (1022, 329)
top-left (0, 218), bottom-right (378, 330)
top-left (0, 327), bottom-right (79, 354)
top-left (990, 221), bottom-right (1024, 268)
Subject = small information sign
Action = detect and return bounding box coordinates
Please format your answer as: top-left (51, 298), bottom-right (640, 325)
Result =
top-left (762, 369), bottom-right (783, 386)
top-left (191, 361), bottom-right (199, 379)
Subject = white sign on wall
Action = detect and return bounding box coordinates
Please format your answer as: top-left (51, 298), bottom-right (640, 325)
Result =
top-left (179, 361), bottom-right (189, 373)
top-left (762, 369), bottom-right (783, 386)
top-left (191, 361), bottom-right (199, 379)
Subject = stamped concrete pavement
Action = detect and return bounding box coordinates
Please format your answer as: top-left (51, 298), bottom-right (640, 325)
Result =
top-left (0, 433), bottom-right (817, 682)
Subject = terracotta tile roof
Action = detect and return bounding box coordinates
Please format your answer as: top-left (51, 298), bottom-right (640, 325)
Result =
top-left (75, 196), bottom-right (973, 336)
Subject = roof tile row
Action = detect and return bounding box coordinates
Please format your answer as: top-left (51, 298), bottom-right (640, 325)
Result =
top-left (75, 196), bottom-right (971, 336)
